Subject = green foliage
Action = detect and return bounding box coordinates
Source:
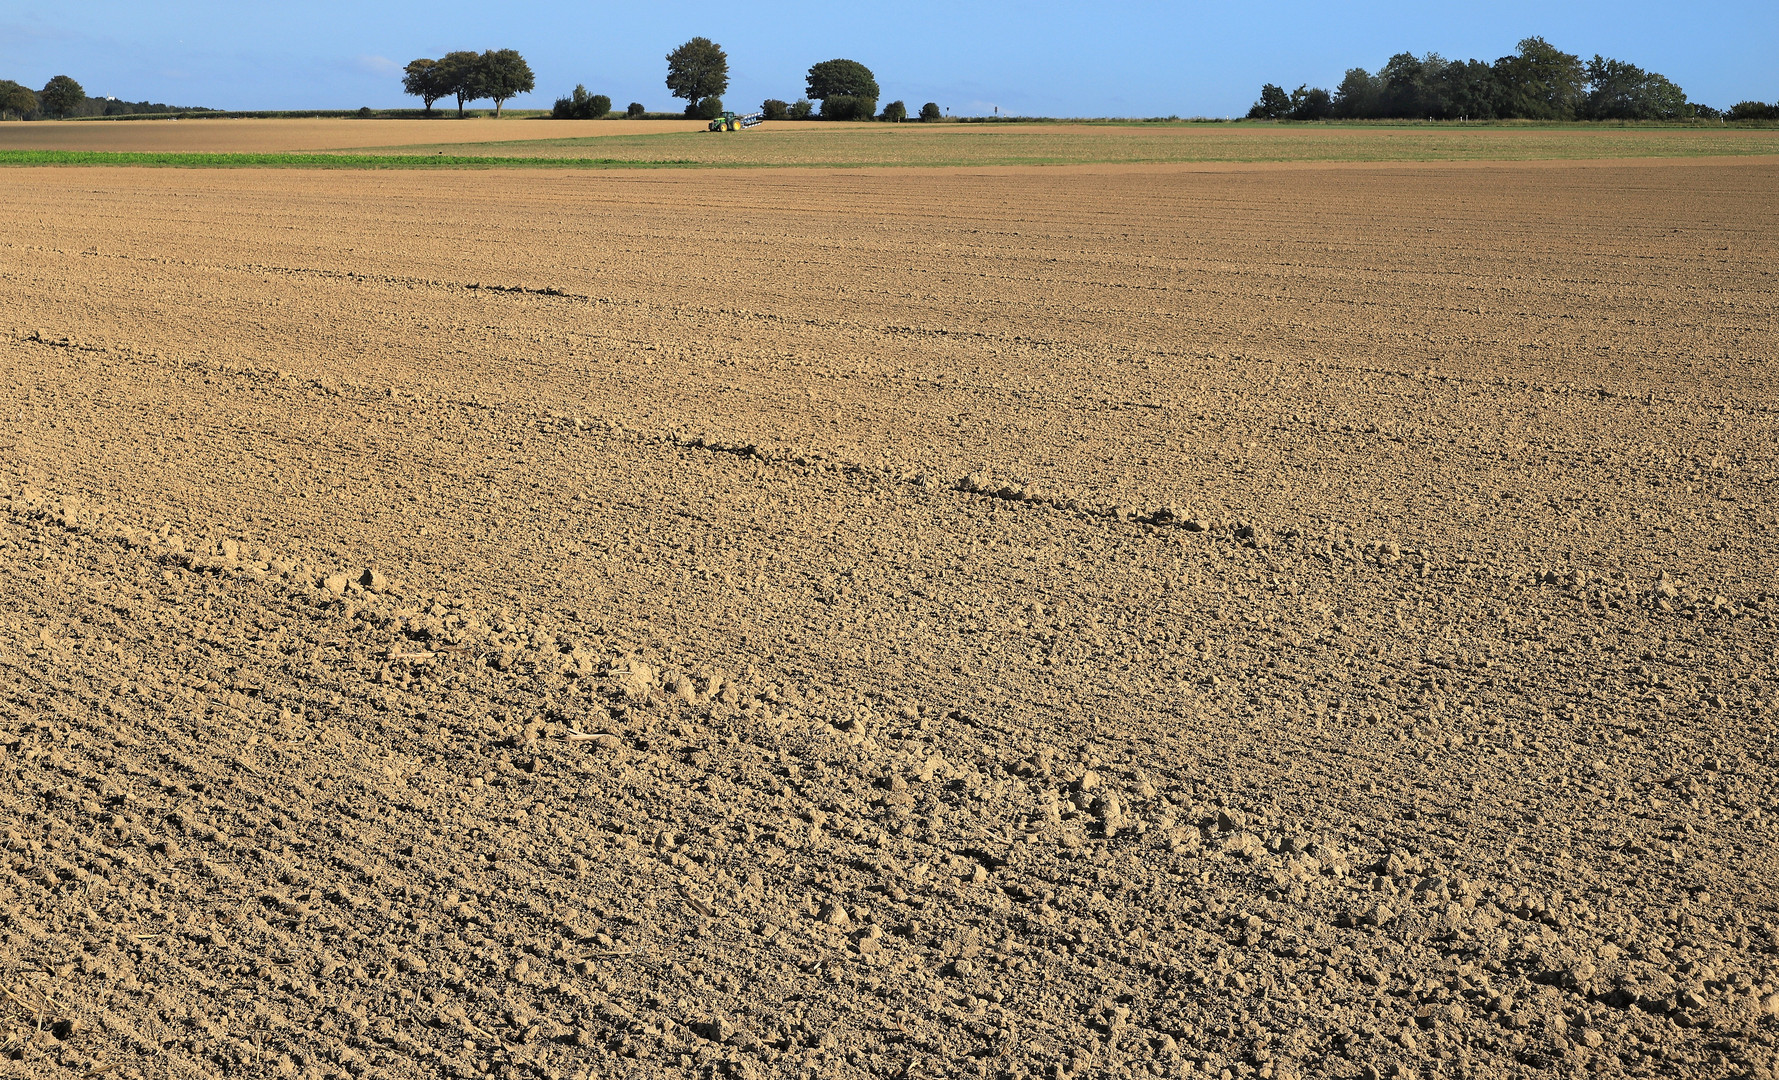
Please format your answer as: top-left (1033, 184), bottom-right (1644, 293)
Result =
top-left (479, 50), bottom-right (534, 116)
top-left (666, 38), bottom-right (729, 107)
top-left (688, 96), bottom-right (724, 121)
top-left (436, 51), bottom-right (485, 118)
top-left (819, 95), bottom-right (877, 121)
top-left (1289, 86), bottom-right (1333, 121)
top-left (761, 99), bottom-right (789, 121)
top-left (626, 101), bottom-right (646, 118)
top-left (1333, 68), bottom-right (1381, 119)
top-left (806, 60), bottom-right (879, 103)
top-left (920, 102), bottom-right (941, 122)
top-left (1584, 56), bottom-right (1688, 120)
top-left (0, 80), bottom-right (37, 120)
top-left (402, 59), bottom-right (448, 115)
top-left (1728, 101), bottom-right (1778, 121)
top-left (787, 99), bottom-right (813, 120)
top-left (553, 86), bottom-right (611, 119)
top-left (1491, 37), bottom-right (1584, 120)
top-left (880, 100), bottom-right (907, 123)
top-left (1247, 84), bottom-right (1290, 120)
top-left (39, 75), bottom-right (85, 118)
top-left (1267, 36), bottom-right (1702, 123)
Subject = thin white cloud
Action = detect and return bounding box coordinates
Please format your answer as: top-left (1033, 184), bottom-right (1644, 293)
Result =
top-left (355, 54), bottom-right (401, 75)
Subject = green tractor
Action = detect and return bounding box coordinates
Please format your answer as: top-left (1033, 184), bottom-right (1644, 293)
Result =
top-left (708, 111), bottom-right (765, 132)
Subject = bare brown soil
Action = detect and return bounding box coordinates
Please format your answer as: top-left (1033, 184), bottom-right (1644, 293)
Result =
top-left (1, 160), bottom-right (1776, 1080)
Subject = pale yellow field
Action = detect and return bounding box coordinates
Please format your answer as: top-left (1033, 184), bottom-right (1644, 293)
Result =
top-left (0, 116), bottom-right (705, 152)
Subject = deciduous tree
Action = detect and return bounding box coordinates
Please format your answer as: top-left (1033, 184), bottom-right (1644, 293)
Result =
top-left (402, 59), bottom-right (446, 116)
top-left (437, 51), bottom-right (485, 118)
top-left (1491, 36), bottom-right (1584, 120)
top-left (0, 80), bottom-right (36, 120)
top-left (1584, 56), bottom-right (1688, 120)
top-left (38, 75), bottom-right (85, 118)
top-left (805, 59), bottom-right (879, 117)
top-left (479, 49), bottom-right (534, 117)
top-left (665, 37), bottom-right (729, 117)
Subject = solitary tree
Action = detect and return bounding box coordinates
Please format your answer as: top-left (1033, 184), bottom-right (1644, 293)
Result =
top-left (479, 49), bottom-right (534, 117)
top-left (0, 80), bottom-right (36, 120)
top-left (38, 75), bottom-right (85, 118)
top-left (665, 37), bottom-right (729, 117)
top-left (919, 101), bottom-right (941, 121)
top-left (626, 101), bottom-right (646, 118)
top-left (805, 59), bottom-right (879, 120)
top-left (402, 59), bottom-right (447, 115)
top-left (436, 51), bottom-right (485, 118)
top-left (880, 100), bottom-right (907, 122)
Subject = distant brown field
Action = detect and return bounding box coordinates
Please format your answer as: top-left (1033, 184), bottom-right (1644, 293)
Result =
top-left (0, 116), bottom-right (705, 153)
top-left (3, 117), bottom-right (1777, 168)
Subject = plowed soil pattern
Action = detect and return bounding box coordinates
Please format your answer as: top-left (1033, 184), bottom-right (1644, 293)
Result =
top-left (1, 160), bottom-right (1777, 1080)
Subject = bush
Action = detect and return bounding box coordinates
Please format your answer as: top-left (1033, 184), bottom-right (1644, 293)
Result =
top-left (920, 101), bottom-right (941, 121)
top-left (820, 94), bottom-right (876, 121)
top-left (357, 106), bottom-right (373, 117)
top-left (1728, 100), bottom-right (1778, 121)
top-left (880, 100), bottom-right (907, 122)
top-left (761, 98), bottom-right (788, 121)
top-left (553, 85), bottom-right (612, 119)
top-left (787, 99), bottom-right (813, 119)
top-left (626, 101), bottom-right (646, 118)
top-left (688, 96), bottom-right (724, 120)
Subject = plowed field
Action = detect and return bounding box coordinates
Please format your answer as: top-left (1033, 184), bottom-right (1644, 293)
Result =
top-left (1, 158), bottom-right (1777, 1080)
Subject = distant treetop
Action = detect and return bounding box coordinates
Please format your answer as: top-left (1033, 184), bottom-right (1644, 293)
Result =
top-left (1249, 36), bottom-right (1712, 122)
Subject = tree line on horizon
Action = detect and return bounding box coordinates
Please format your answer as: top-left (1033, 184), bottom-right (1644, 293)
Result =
top-left (0, 75), bottom-right (216, 120)
top-left (548, 38), bottom-right (941, 123)
top-left (1249, 37), bottom-right (1774, 122)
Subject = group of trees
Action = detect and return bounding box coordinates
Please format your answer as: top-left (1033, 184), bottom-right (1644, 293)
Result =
top-left (402, 50), bottom-right (533, 117)
top-left (0, 74), bottom-right (213, 120)
top-left (658, 39), bottom-right (938, 122)
top-left (1249, 37), bottom-right (1720, 122)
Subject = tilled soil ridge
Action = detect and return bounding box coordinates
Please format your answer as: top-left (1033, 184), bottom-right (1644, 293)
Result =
top-left (2, 479), bottom-right (1775, 1080)
top-left (1, 162), bottom-right (1777, 1080)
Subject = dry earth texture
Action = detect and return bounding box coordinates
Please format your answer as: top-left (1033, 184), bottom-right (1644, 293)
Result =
top-left (0, 158), bottom-right (1776, 1080)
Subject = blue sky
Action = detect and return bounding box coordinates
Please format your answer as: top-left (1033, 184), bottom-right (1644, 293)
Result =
top-left (2, 1), bottom-right (1773, 116)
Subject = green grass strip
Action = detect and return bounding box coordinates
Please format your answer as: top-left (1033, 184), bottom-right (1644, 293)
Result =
top-left (0, 150), bottom-right (705, 169)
